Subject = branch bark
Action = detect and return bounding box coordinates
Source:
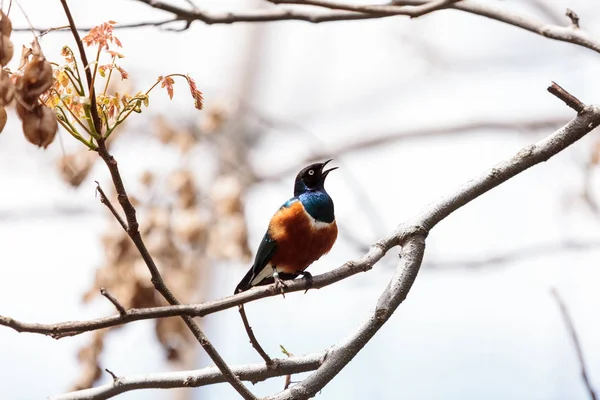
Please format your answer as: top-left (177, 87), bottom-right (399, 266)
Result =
top-left (126, 0), bottom-right (600, 55)
top-left (49, 353), bottom-right (325, 400)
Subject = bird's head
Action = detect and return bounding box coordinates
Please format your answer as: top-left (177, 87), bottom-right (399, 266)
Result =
top-left (294, 159), bottom-right (338, 196)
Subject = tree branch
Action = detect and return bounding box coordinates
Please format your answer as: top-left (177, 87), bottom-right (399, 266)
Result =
top-left (264, 87), bottom-right (600, 400)
top-left (548, 81), bottom-right (586, 113)
top-left (0, 237), bottom-right (396, 338)
top-left (4, 236), bottom-right (600, 338)
top-left (99, 287), bottom-right (126, 316)
top-left (12, 18), bottom-right (182, 34)
top-left (551, 288), bottom-right (598, 400)
top-left (239, 305), bottom-right (273, 365)
top-left (41, 84), bottom-right (600, 399)
top-left (59, 1), bottom-right (256, 398)
top-left (95, 182), bottom-right (127, 232)
top-left (268, 0), bottom-right (462, 18)
top-left (130, 0), bottom-right (385, 24)
top-left (49, 353), bottom-right (325, 400)
top-left (126, 0), bottom-right (600, 55)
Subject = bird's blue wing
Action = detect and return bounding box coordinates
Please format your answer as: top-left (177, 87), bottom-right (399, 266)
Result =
top-left (234, 232), bottom-right (277, 293)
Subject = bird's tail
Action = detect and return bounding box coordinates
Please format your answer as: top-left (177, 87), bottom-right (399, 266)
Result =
top-left (234, 267), bottom-right (256, 294)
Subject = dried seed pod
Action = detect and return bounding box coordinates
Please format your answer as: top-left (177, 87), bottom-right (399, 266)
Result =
top-left (0, 106), bottom-right (6, 133)
top-left (0, 70), bottom-right (14, 105)
top-left (22, 105), bottom-right (58, 148)
top-left (0, 35), bottom-right (13, 66)
top-left (15, 100), bottom-right (26, 119)
top-left (18, 57), bottom-right (52, 101)
top-left (0, 12), bottom-right (12, 37)
top-left (57, 150), bottom-right (96, 187)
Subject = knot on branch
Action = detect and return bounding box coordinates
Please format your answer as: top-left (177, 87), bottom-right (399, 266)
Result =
top-left (374, 307), bottom-right (390, 322)
top-left (396, 224), bottom-right (428, 245)
top-left (515, 145), bottom-right (536, 160)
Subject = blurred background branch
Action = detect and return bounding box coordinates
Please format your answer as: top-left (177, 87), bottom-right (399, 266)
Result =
top-left (552, 288), bottom-right (598, 400)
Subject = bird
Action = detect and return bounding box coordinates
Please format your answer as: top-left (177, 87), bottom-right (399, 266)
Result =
top-left (234, 160), bottom-right (338, 294)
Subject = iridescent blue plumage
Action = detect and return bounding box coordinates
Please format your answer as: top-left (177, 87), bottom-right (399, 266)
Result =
top-left (298, 191), bottom-right (334, 223)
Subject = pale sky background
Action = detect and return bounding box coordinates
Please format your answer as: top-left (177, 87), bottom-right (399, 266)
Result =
top-left (1, 0), bottom-right (600, 399)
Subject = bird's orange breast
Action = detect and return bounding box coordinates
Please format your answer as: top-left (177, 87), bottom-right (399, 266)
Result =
top-left (268, 201), bottom-right (337, 274)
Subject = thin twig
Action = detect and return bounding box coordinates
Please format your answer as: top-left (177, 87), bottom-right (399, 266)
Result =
top-left (548, 81), bottom-right (585, 113)
top-left (566, 8), bottom-right (580, 29)
top-left (551, 288), bottom-right (598, 400)
top-left (99, 288), bottom-right (126, 316)
top-left (279, 345), bottom-right (295, 389)
top-left (12, 18), bottom-right (181, 34)
top-left (239, 305), bottom-right (273, 365)
top-left (95, 182), bottom-right (127, 232)
top-left (104, 368), bottom-right (119, 382)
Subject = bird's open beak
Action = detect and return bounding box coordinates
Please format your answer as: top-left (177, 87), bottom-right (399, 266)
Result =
top-left (321, 159), bottom-right (338, 177)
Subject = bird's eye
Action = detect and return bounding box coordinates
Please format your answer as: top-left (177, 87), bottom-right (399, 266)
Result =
top-left (308, 169), bottom-right (315, 176)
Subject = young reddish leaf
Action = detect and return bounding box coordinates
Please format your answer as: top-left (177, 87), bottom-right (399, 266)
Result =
top-left (117, 66), bottom-right (129, 80)
top-left (185, 75), bottom-right (203, 110)
top-left (160, 76), bottom-right (175, 99)
top-left (82, 21), bottom-right (122, 50)
top-left (107, 50), bottom-right (124, 59)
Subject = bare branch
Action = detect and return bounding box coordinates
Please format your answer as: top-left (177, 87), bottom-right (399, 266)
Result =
top-left (49, 353), bottom-right (325, 400)
top-left (126, 0), bottom-right (600, 55)
top-left (42, 84), bottom-right (600, 400)
top-left (95, 182), bottom-right (127, 232)
top-left (394, 0), bottom-right (600, 54)
top-left (130, 0), bottom-right (385, 24)
top-left (566, 8), bottom-right (580, 29)
top-left (239, 305), bottom-right (273, 365)
top-left (0, 238), bottom-right (396, 338)
top-left (548, 81), bottom-right (585, 113)
top-left (99, 288), bottom-right (126, 316)
top-left (269, 0), bottom-right (462, 18)
top-left (551, 288), bottom-right (598, 400)
top-left (12, 19), bottom-right (181, 34)
top-left (104, 368), bottom-right (119, 382)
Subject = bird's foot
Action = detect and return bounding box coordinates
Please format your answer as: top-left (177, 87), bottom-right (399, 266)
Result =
top-left (297, 271), bottom-right (313, 293)
top-left (272, 271), bottom-right (288, 298)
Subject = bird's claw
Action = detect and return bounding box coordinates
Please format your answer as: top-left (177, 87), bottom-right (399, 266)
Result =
top-left (298, 271), bottom-right (313, 294)
top-left (272, 271), bottom-right (288, 298)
